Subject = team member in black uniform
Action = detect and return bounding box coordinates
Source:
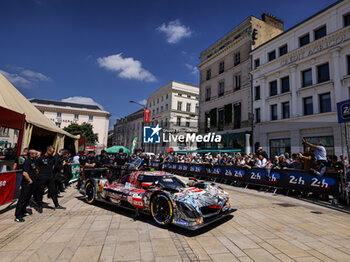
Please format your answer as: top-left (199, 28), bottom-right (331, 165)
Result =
top-left (113, 149), bottom-right (127, 166)
top-left (95, 150), bottom-right (110, 167)
top-left (14, 150), bottom-right (37, 222)
top-left (12, 148), bottom-right (29, 170)
top-left (36, 146), bottom-right (66, 213)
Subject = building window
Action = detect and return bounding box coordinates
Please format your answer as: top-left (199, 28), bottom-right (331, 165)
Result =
top-left (233, 75), bottom-right (241, 91)
top-left (219, 61), bottom-right (225, 74)
top-left (218, 82), bottom-right (225, 97)
top-left (270, 138), bottom-right (291, 158)
top-left (177, 101), bottom-right (182, 111)
top-left (270, 80), bottom-right (277, 96)
top-left (319, 93), bottom-right (331, 113)
top-left (176, 117), bottom-right (181, 126)
top-left (206, 69), bottom-right (211, 80)
top-left (303, 97), bottom-right (313, 115)
top-left (271, 104), bottom-right (278, 120)
top-left (279, 45), bottom-right (288, 56)
top-left (314, 25), bottom-right (327, 40)
top-left (186, 103), bottom-right (191, 112)
top-left (255, 108), bottom-right (261, 123)
top-left (233, 103), bottom-right (241, 129)
top-left (153, 101), bottom-right (155, 106)
top-left (281, 76), bottom-right (290, 93)
top-left (74, 114), bottom-right (79, 120)
top-left (56, 122), bottom-right (61, 128)
top-left (299, 33), bottom-right (310, 47)
top-left (254, 58), bottom-right (260, 69)
top-left (166, 94), bottom-right (169, 99)
top-left (268, 50), bottom-right (276, 61)
top-left (161, 96), bottom-right (164, 102)
top-left (347, 55), bottom-right (350, 75)
top-left (57, 112), bottom-right (61, 118)
top-left (161, 106), bottom-right (163, 112)
top-left (186, 118), bottom-right (190, 127)
top-left (152, 109), bottom-right (155, 115)
top-left (157, 98), bottom-right (159, 104)
top-left (165, 118), bottom-right (168, 127)
top-left (282, 102), bottom-right (290, 119)
top-left (156, 108), bottom-right (159, 114)
top-left (317, 63), bottom-right (330, 83)
top-left (195, 103), bottom-right (199, 113)
top-left (344, 13), bottom-right (350, 27)
top-left (218, 109), bottom-right (224, 131)
top-left (165, 104), bottom-right (168, 110)
top-left (206, 88), bottom-right (211, 101)
top-left (255, 86), bottom-right (260, 100)
top-left (234, 52), bottom-right (240, 66)
top-left (302, 69), bottom-right (312, 87)
top-left (41, 111), bottom-right (45, 114)
top-left (89, 115), bottom-right (93, 121)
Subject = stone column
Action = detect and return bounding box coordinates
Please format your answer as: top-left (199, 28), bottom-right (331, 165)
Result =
top-left (330, 47), bottom-right (342, 106)
top-left (260, 77), bottom-right (267, 122)
top-left (289, 64), bottom-right (298, 117)
top-left (245, 133), bottom-right (251, 154)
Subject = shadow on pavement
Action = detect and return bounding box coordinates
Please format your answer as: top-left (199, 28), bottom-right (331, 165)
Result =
top-left (75, 196), bottom-right (236, 237)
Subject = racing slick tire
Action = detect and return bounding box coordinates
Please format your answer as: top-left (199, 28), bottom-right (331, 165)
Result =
top-left (85, 181), bottom-right (96, 204)
top-left (150, 193), bottom-right (173, 226)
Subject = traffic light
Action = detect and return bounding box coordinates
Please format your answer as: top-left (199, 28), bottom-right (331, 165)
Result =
top-left (252, 28), bottom-right (258, 40)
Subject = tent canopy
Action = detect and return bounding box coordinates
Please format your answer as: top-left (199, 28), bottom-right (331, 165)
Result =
top-left (0, 73), bottom-right (78, 139)
top-left (106, 146), bottom-right (130, 155)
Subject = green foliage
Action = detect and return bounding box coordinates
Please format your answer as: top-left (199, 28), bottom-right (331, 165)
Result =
top-left (63, 122), bottom-right (99, 144)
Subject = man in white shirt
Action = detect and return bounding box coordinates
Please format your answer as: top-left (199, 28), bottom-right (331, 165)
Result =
top-left (302, 138), bottom-right (327, 176)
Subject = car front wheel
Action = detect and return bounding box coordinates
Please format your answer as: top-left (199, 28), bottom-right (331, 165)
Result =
top-left (85, 182), bottom-right (95, 204)
top-left (150, 193), bottom-right (173, 226)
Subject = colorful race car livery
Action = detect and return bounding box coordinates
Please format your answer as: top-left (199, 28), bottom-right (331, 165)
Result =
top-left (80, 170), bottom-right (233, 230)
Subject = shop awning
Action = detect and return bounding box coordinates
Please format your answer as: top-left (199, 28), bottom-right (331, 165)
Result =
top-left (0, 73), bottom-right (78, 139)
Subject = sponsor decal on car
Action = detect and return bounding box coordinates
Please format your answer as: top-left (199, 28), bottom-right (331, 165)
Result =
top-left (174, 220), bottom-right (189, 226)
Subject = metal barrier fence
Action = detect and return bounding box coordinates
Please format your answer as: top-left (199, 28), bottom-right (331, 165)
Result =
top-left (149, 161), bottom-right (342, 196)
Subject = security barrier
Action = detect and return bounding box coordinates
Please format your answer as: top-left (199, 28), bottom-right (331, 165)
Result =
top-left (150, 161), bottom-right (341, 196)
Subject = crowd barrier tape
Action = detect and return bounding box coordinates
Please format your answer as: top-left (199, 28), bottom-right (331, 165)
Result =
top-left (0, 171), bottom-right (23, 206)
top-left (150, 161), bottom-right (341, 195)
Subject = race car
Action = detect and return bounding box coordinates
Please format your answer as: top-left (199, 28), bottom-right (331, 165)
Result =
top-left (80, 170), bottom-right (233, 230)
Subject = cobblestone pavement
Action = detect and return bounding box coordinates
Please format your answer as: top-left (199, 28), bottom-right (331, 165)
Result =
top-left (1, 177), bottom-right (350, 262)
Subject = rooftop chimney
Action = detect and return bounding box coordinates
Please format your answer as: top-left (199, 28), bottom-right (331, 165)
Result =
top-left (262, 13), bottom-right (284, 31)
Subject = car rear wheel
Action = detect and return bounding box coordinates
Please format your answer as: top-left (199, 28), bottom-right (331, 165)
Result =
top-left (85, 182), bottom-right (95, 204)
top-left (150, 193), bottom-right (173, 226)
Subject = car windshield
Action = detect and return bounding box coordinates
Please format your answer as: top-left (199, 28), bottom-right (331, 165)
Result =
top-left (155, 175), bottom-right (186, 189)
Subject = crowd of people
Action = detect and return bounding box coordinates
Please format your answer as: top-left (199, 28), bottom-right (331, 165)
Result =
top-left (7, 138), bottom-right (348, 222)
top-left (146, 139), bottom-right (346, 177)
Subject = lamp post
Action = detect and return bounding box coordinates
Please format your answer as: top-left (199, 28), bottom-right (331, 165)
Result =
top-left (129, 100), bottom-right (147, 152)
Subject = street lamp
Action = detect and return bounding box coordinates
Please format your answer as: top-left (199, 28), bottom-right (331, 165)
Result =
top-left (129, 100), bottom-right (147, 152)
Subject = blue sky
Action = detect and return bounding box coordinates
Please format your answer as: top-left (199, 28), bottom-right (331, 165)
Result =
top-left (0, 0), bottom-right (335, 128)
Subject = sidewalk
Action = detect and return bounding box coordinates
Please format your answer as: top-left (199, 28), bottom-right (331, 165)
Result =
top-left (0, 180), bottom-right (350, 262)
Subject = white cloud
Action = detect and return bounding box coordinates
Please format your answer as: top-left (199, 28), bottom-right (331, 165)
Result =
top-left (157, 20), bottom-right (192, 44)
top-left (21, 69), bottom-right (51, 82)
top-left (185, 63), bottom-right (199, 75)
top-left (137, 99), bottom-right (147, 106)
top-left (97, 53), bottom-right (156, 82)
top-left (62, 96), bottom-right (104, 109)
top-left (0, 70), bottom-right (32, 88)
top-left (0, 67), bottom-right (51, 88)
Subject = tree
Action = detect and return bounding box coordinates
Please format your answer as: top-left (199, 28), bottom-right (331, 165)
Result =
top-left (63, 122), bottom-right (99, 144)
